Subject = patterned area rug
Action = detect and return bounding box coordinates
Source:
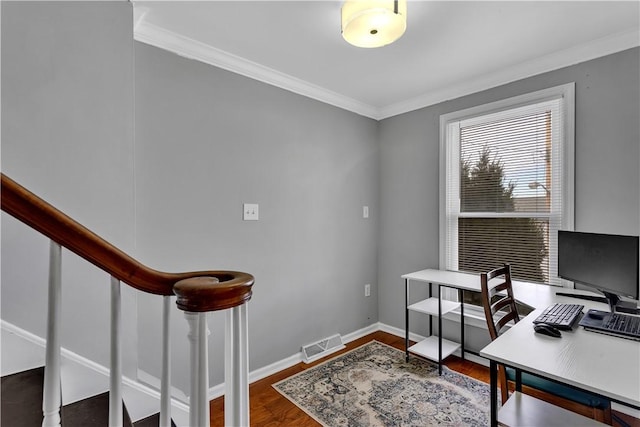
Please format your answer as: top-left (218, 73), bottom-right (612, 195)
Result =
top-left (273, 340), bottom-right (490, 426)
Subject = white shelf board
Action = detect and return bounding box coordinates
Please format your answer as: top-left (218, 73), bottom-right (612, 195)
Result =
top-left (408, 335), bottom-right (461, 362)
top-left (498, 392), bottom-right (607, 426)
top-left (407, 297), bottom-right (460, 316)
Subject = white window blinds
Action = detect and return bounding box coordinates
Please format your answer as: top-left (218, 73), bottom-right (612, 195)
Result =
top-left (441, 84), bottom-right (574, 285)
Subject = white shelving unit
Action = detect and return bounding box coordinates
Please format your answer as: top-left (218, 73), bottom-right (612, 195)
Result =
top-left (403, 269), bottom-right (484, 374)
top-left (407, 298), bottom-right (461, 362)
top-left (407, 297), bottom-right (459, 316)
top-left (498, 392), bottom-right (606, 427)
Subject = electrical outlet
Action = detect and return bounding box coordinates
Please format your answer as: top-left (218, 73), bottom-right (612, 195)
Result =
top-left (243, 203), bottom-right (259, 221)
top-left (364, 284), bottom-right (371, 297)
top-left (363, 206), bottom-right (369, 219)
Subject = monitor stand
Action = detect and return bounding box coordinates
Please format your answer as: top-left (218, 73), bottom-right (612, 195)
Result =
top-left (602, 291), bottom-right (640, 315)
top-left (555, 291), bottom-right (640, 315)
top-left (613, 301), bottom-right (640, 315)
top-left (555, 292), bottom-right (607, 304)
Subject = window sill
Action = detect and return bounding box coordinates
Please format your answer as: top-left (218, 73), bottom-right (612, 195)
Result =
top-left (442, 304), bottom-right (490, 329)
top-left (442, 281), bottom-right (568, 329)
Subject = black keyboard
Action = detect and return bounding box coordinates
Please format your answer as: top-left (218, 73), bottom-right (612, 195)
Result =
top-left (579, 310), bottom-right (640, 340)
top-left (601, 313), bottom-right (640, 337)
top-left (533, 303), bottom-right (584, 330)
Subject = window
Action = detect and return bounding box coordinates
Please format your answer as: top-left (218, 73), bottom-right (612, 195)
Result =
top-left (440, 84), bottom-right (574, 287)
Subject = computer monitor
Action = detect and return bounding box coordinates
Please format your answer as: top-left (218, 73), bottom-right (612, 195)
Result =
top-left (557, 230), bottom-right (639, 313)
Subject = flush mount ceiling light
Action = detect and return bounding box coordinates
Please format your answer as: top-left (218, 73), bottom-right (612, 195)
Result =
top-left (341, 0), bottom-right (407, 48)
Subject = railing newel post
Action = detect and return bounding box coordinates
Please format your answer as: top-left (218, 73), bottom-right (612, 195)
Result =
top-left (185, 311), bottom-right (210, 426)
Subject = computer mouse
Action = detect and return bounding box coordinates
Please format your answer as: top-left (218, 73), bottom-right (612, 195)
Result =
top-left (534, 323), bottom-right (562, 338)
top-left (587, 310), bottom-right (606, 320)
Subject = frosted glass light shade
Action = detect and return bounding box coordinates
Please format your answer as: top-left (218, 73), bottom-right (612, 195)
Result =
top-left (341, 0), bottom-right (407, 48)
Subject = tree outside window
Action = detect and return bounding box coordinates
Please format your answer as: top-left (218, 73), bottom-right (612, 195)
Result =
top-left (459, 146), bottom-right (548, 283)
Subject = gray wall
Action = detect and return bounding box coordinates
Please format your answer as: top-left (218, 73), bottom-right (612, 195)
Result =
top-left (2, 0), bottom-right (638, 400)
top-left (133, 43), bottom-right (379, 390)
top-left (378, 47), bottom-right (640, 337)
top-left (1, 1), bottom-right (138, 375)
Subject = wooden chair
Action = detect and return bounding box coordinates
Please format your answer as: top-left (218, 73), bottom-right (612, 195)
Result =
top-left (480, 264), bottom-right (612, 423)
top-left (480, 264), bottom-right (519, 404)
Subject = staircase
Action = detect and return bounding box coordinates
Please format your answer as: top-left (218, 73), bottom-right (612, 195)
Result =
top-left (1, 326), bottom-right (189, 426)
top-left (2, 366), bottom-right (136, 426)
top-left (0, 173), bottom-right (255, 426)
top-left (2, 366), bottom-right (174, 426)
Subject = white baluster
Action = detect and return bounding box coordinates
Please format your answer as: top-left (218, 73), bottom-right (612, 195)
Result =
top-left (197, 313), bottom-right (209, 426)
top-left (225, 304), bottom-right (249, 427)
top-left (160, 296), bottom-right (172, 427)
top-left (109, 276), bottom-right (123, 427)
top-left (185, 312), bottom-right (210, 426)
top-left (185, 313), bottom-right (199, 426)
top-left (42, 241), bottom-right (62, 427)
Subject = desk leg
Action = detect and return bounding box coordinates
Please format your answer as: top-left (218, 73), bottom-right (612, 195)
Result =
top-left (405, 278), bottom-right (409, 362)
top-left (515, 369), bottom-right (522, 393)
top-left (459, 289), bottom-right (465, 360)
top-left (490, 360), bottom-right (498, 427)
top-left (429, 282), bottom-right (433, 337)
top-left (438, 284), bottom-right (442, 376)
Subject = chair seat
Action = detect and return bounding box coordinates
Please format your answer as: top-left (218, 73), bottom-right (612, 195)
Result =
top-left (506, 367), bottom-right (610, 409)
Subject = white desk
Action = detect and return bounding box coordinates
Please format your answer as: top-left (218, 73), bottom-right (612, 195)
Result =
top-left (402, 269), bottom-right (484, 292)
top-left (481, 297), bottom-right (640, 426)
top-left (403, 267), bottom-right (572, 311)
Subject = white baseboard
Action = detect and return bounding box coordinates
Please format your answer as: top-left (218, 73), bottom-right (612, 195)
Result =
top-left (10, 316), bottom-right (638, 422)
top-left (343, 323), bottom-right (381, 343)
top-left (2, 319), bottom-right (47, 349)
top-left (378, 321), bottom-right (424, 343)
top-left (3, 318), bottom-right (488, 413)
top-left (207, 322), bottom-right (381, 399)
top-left (1, 320), bottom-right (190, 422)
top-left (378, 321), bottom-right (489, 367)
top-left (136, 369), bottom-right (189, 406)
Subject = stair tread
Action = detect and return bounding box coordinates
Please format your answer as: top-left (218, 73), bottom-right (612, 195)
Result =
top-left (1, 366), bottom-right (45, 427)
top-left (62, 391), bottom-right (133, 427)
top-left (2, 367), bottom-right (137, 427)
top-left (134, 412), bottom-right (177, 427)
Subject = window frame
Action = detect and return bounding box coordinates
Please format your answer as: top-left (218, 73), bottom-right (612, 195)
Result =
top-left (439, 83), bottom-right (575, 288)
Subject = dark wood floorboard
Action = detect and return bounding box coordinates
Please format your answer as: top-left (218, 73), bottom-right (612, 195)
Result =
top-left (1, 367), bottom-right (45, 427)
top-left (133, 412), bottom-right (177, 427)
top-left (61, 391), bottom-right (133, 427)
top-left (2, 370), bottom-right (133, 427)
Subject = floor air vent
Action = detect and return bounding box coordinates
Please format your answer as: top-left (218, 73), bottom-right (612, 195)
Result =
top-left (301, 334), bottom-right (345, 364)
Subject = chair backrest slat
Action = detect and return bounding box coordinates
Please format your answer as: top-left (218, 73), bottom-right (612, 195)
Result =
top-left (480, 263), bottom-right (520, 405)
top-left (480, 264), bottom-right (520, 341)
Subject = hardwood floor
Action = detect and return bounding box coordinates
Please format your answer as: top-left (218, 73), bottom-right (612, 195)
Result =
top-left (209, 330), bottom-right (639, 426)
top-left (208, 331), bottom-right (489, 427)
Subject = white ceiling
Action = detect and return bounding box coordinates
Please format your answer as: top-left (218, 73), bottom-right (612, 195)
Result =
top-left (132, 1), bottom-right (640, 119)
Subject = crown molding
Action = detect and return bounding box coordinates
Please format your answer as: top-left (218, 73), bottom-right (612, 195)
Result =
top-left (133, 21), bottom-right (379, 119)
top-left (134, 21), bottom-right (639, 122)
top-left (379, 27), bottom-right (640, 119)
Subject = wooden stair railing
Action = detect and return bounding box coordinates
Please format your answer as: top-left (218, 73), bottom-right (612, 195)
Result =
top-left (0, 173), bottom-right (253, 310)
top-left (1, 173), bottom-right (255, 426)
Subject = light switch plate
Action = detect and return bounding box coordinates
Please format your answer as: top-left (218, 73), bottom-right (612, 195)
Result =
top-left (243, 203), bottom-right (259, 220)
